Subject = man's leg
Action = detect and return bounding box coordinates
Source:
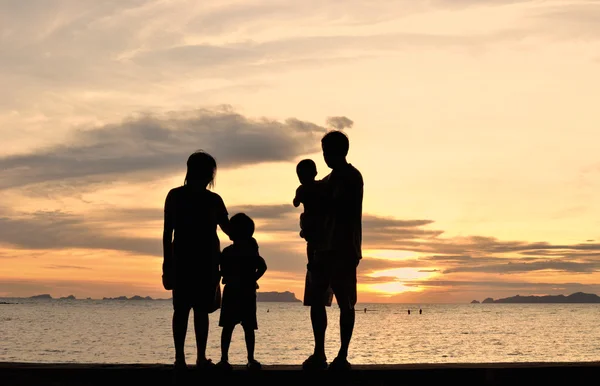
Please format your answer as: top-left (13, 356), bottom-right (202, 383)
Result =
top-left (330, 262), bottom-right (357, 367)
top-left (310, 303), bottom-right (327, 359)
top-left (338, 302), bottom-right (355, 360)
top-left (303, 257), bottom-right (330, 369)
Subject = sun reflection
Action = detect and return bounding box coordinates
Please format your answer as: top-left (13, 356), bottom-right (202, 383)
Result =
top-left (363, 267), bottom-right (440, 295)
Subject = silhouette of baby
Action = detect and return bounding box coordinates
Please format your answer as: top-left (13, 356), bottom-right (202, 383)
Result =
top-left (293, 159), bottom-right (328, 256)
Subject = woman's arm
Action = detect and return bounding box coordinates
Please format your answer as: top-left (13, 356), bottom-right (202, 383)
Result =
top-left (216, 194), bottom-right (231, 236)
top-left (162, 191), bottom-right (175, 290)
top-left (163, 191), bottom-right (174, 262)
top-left (218, 217), bottom-right (231, 237)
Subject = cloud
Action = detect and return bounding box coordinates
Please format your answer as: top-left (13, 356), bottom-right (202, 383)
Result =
top-left (358, 275), bottom-right (401, 284)
top-left (0, 210), bottom-right (160, 256)
top-left (443, 259), bottom-right (600, 274)
top-left (4, 202), bottom-right (599, 279)
top-left (325, 116), bottom-right (354, 130)
top-left (132, 30), bottom-right (530, 74)
top-left (0, 107), bottom-right (334, 191)
top-left (358, 257), bottom-right (429, 271)
top-left (531, 3), bottom-right (600, 39)
top-left (44, 265), bottom-right (92, 270)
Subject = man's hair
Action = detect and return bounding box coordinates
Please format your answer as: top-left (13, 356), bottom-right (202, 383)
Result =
top-left (321, 130), bottom-right (349, 156)
top-left (229, 213), bottom-right (255, 240)
top-left (296, 159), bottom-right (317, 178)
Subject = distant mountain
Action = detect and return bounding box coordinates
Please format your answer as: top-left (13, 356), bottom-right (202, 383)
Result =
top-left (30, 294), bottom-right (52, 299)
top-left (475, 292), bottom-right (600, 304)
top-left (470, 300), bottom-right (480, 304)
top-left (256, 291), bottom-right (301, 302)
top-left (59, 295), bottom-right (76, 300)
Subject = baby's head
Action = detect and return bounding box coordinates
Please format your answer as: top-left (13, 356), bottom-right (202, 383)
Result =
top-left (229, 213), bottom-right (255, 242)
top-left (296, 159), bottom-right (317, 185)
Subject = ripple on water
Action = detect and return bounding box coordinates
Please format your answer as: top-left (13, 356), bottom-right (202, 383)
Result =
top-left (1, 301), bottom-right (600, 364)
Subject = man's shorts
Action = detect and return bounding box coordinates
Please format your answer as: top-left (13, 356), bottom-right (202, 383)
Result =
top-left (303, 250), bottom-right (357, 310)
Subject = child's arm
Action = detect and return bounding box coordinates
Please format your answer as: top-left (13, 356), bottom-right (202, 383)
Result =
top-left (219, 249), bottom-right (230, 284)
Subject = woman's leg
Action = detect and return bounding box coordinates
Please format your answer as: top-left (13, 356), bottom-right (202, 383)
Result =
top-left (242, 324), bottom-right (256, 362)
top-left (192, 309), bottom-right (209, 362)
top-left (173, 306), bottom-right (191, 363)
top-left (220, 325), bottom-right (235, 362)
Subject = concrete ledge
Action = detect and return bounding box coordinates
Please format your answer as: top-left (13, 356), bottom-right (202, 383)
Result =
top-left (1, 362), bottom-right (599, 385)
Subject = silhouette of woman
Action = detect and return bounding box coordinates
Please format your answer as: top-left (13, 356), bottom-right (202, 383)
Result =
top-left (162, 150), bottom-right (231, 370)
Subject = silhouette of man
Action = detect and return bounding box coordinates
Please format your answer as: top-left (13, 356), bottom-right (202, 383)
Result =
top-left (302, 130), bottom-right (363, 371)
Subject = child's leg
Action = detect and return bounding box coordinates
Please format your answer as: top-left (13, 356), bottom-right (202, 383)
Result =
top-left (192, 308), bottom-right (209, 362)
top-left (220, 325), bottom-right (235, 362)
top-left (242, 324), bottom-right (256, 362)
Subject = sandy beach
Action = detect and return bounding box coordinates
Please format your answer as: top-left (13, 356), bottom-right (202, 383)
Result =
top-left (1, 361), bottom-right (599, 385)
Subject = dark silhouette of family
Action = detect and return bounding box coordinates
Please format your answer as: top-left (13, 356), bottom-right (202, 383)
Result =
top-left (162, 130), bottom-right (363, 372)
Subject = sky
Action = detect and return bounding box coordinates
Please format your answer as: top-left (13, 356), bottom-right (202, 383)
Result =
top-left (1, 0), bottom-right (599, 303)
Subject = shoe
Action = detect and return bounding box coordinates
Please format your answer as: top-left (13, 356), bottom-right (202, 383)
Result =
top-left (215, 360), bottom-right (233, 371)
top-left (328, 356), bottom-right (352, 371)
top-left (247, 359), bottom-right (262, 370)
top-left (302, 354), bottom-right (328, 370)
top-left (174, 359), bottom-right (187, 370)
top-left (196, 358), bottom-right (215, 370)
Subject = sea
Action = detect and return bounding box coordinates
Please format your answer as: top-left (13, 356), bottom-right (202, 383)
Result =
top-left (1, 299), bottom-right (600, 365)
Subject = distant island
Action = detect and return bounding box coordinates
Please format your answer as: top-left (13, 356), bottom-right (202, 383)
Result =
top-left (29, 294), bottom-right (52, 299)
top-left (59, 295), bottom-right (76, 300)
top-left (472, 292), bottom-right (600, 304)
top-left (103, 295), bottom-right (153, 300)
top-left (257, 291), bottom-right (301, 302)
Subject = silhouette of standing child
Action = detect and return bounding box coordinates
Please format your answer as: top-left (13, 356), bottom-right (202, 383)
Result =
top-left (162, 150), bottom-right (230, 370)
top-left (217, 213), bottom-right (267, 370)
top-left (293, 159), bottom-right (333, 307)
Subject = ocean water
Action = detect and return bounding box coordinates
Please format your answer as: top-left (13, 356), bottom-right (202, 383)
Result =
top-left (1, 299), bottom-right (600, 365)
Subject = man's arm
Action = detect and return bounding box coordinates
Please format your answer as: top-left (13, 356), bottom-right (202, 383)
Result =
top-left (255, 256), bottom-right (267, 282)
